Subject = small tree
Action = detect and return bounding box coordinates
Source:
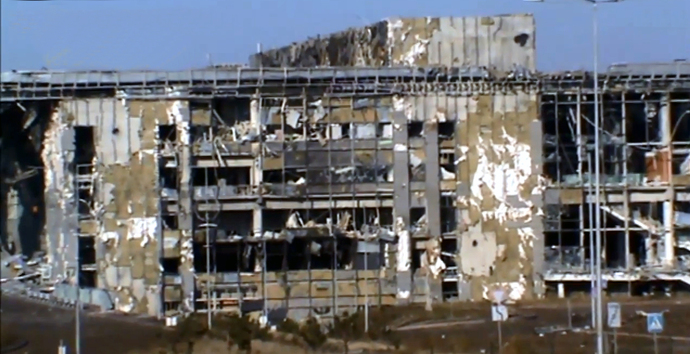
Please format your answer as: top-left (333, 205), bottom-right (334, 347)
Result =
top-left (299, 317), bottom-right (327, 352)
top-left (214, 313), bottom-right (272, 353)
top-left (328, 311), bottom-right (363, 354)
top-left (170, 315), bottom-right (208, 354)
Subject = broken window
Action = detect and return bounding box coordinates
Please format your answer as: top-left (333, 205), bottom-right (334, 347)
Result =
top-left (213, 98), bottom-right (251, 126)
top-left (408, 122), bottom-right (423, 137)
top-left (161, 257), bottom-right (181, 274)
top-left (158, 124), bottom-right (177, 143)
top-left (438, 122), bottom-right (454, 140)
top-left (440, 196), bottom-right (456, 234)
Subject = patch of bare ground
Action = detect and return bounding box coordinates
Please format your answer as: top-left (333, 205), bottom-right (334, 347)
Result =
top-left (3, 294), bottom-right (690, 354)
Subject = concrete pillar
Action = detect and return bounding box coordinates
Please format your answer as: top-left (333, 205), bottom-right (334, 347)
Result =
top-left (392, 97), bottom-right (411, 302)
top-left (660, 93), bottom-right (675, 268)
top-left (529, 114), bottom-right (546, 298)
top-left (5, 187), bottom-right (21, 254)
top-left (250, 96), bottom-right (263, 239)
top-left (424, 111), bottom-right (441, 239)
top-left (42, 108), bottom-right (78, 283)
top-left (174, 100), bottom-right (195, 311)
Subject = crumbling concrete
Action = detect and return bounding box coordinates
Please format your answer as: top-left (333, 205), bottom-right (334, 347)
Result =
top-left (250, 14), bottom-right (536, 72)
top-left (1, 20), bottom-right (688, 323)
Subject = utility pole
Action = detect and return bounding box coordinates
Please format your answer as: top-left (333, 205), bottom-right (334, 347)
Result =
top-left (591, 4), bottom-right (604, 354)
top-left (364, 244), bottom-right (369, 333)
top-left (524, 2), bottom-right (626, 354)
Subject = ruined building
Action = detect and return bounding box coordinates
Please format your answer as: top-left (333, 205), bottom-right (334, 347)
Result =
top-left (1, 14), bottom-right (689, 320)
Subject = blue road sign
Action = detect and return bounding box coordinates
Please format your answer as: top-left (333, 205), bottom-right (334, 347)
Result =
top-left (647, 313), bottom-right (664, 334)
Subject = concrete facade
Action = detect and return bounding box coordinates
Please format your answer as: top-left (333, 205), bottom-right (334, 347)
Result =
top-left (1, 14), bottom-right (689, 321)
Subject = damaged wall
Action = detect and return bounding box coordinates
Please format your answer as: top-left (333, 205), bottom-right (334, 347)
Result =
top-left (250, 14), bottom-right (536, 72)
top-left (58, 98), bottom-right (163, 316)
top-left (42, 106), bottom-right (78, 284)
top-left (392, 92), bottom-right (543, 302)
top-left (3, 60), bottom-right (686, 321)
top-left (0, 103), bottom-right (51, 259)
top-left (540, 63), bottom-right (690, 290)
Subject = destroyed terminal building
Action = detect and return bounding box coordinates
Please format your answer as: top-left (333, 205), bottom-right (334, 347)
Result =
top-left (1, 14), bottom-right (689, 319)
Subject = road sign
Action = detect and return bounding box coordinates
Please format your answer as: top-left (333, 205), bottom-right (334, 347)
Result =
top-left (492, 304), bottom-right (508, 322)
top-left (607, 302), bottom-right (621, 328)
top-left (647, 313), bottom-right (664, 334)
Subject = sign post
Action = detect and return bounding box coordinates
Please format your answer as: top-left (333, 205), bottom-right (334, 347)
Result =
top-left (607, 302), bottom-right (621, 354)
top-left (491, 289), bottom-right (508, 354)
top-left (647, 313), bottom-right (665, 354)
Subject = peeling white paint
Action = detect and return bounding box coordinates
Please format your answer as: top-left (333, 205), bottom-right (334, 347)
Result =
top-left (401, 36), bottom-right (430, 66)
top-left (392, 96), bottom-right (413, 120)
top-left (386, 18), bottom-right (404, 63)
top-left (40, 107), bottom-right (76, 281)
top-left (394, 144), bottom-right (408, 152)
top-left (517, 227), bottom-right (536, 263)
top-left (395, 217), bottom-right (410, 272)
top-left (128, 217), bottom-right (157, 247)
top-left (469, 129), bottom-right (536, 224)
top-left (100, 231), bottom-right (120, 245)
top-left (482, 277), bottom-right (527, 303)
top-left (180, 234), bottom-right (194, 267)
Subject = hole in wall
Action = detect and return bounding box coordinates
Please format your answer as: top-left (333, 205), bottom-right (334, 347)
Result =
top-left (0, 102), bottom-right (51, 256)
top-left (513, 33), bottom-right (530, 47)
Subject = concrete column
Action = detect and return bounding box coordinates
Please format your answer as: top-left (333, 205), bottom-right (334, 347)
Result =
top-left (660, 93), bottom-right (675, 268)
top-left (529, 112), bottom-right (546, 298)
top-left (250, 96), bottom-right (263, 239)
top-left (455, 97), bottom-right (471, 301)
top-left (42, 109), bottom-right (78, 283)
top-left (5, 187), bottom-right (21, 254)
top-left (393, 97), bottom-right (411, 302)
top-left (174, 100), bottom-right (195, 311)
top-left (424, 113), bottom-right (441, 239)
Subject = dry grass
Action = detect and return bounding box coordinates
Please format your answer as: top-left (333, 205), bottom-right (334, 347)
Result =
top-left (5, 294), bottom-right (690, 354)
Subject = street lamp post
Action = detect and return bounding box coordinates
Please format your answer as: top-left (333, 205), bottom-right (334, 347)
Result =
top-left (524, 1), bottom-right (624, 354)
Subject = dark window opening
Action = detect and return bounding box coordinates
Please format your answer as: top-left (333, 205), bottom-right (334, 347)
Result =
top-left (159, 166), bottom-right (178, 189)
top-left (441, 196), bottom-right (457, 234)
top-left (265, 241), bottom-right (287, 271)
top-left (192, 167), bottom-right (250, 186)
top-left (410, 208), bottom-right (426, 228)
top-left (213, 98), bottom-right (250, 126)
top-left (408, 122), bottom-right (424, 137)
top-left (194, 242), bottom-right (256, 273)
top-left (74, 127), bottom-right (96, 218)
top-left (158, 124), bottom-right (177, 142)
top-left (78, 236), bottom-right (96, 265)
top-left (79, 270), bottom-right (97, 288)
top-left (161, 257), bottom-right (181, 274)
top-left (438, 122), bottom-right (455, 139)
top-left (73, 126), bottom-right (96, 165)
top-left (262, 168), bottom-right (304, 184)
top-left (442, 281), bottom-right (459, 300)
top-left (162, 215), bottom-right (178, 230)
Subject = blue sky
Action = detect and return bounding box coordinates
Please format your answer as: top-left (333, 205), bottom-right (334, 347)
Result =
top-left (1, 0), bottom-right (688, 72)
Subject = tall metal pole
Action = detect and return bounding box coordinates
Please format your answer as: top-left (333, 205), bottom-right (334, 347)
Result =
top-left (74, 165), bottom-right (81, 354)
top-left (592, 3), bottom-right (605, 354)
top-left (364, 245), bottom-right (369, 333)
top-left (587, 153), bottom-right (595, 329)
top-left (205, 166), bottom-right (212, 329)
